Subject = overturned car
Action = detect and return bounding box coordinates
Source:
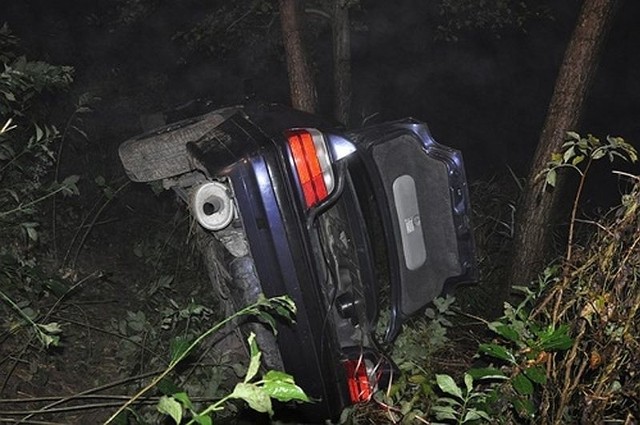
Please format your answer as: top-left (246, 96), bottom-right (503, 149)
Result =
top-left (119, 102), bottom-right (476, 421)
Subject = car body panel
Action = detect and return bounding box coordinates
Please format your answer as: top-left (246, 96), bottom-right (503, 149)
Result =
top-left (348, 121), bottom-right (477, 340)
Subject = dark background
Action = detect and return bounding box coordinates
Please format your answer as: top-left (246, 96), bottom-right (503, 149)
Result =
top-left (3, 0), bottom-right (640, 199)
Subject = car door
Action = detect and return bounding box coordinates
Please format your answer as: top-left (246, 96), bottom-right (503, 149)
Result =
top-left (348, 120), bottom-right (477, 342)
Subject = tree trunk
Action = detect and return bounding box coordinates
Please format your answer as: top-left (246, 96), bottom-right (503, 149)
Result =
top-left (332, 0), bottom-right (351, 125)
top-left (279, 0), bottom-right (317, 113)
top-left (509, 0), bottom-right (620, 287)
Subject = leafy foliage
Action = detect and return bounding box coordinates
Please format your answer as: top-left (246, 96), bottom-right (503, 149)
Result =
top-left (531, 178), bottom-right (640, 423)
top-left (353, 129), bottom-right (638, 424)
top-left (0, 25), bottom-right (77, 351)
top-left (434, 132), bottom-right (640, 424)
top-left (539, 131), bottom-right (637, 190)
top-left (431, 373), bottom-right (493, 424)
top-left (105, 295), bottom-right (303, 424)
top-left (463, 268), bottom-right (572, 422)
top-left (158, 333), bottom-right (309, 424)
top-left (0, 25), bottom-right (76, 245)
top-left (341, 296), bottom-right (460, 423)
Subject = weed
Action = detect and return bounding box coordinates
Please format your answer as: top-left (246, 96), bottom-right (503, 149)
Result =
top-left (158, 332), bottom-right (309, 424)
top-left (105, 295), bottom-right (302, 424)
top-left (431, 373), bottom-right (494, 424)
top-left (538, 131), bottom-right (637, 262)
top-left (0, 287), bottom-right (62, 348)
top-left (0, 26), bottom-right (79, 394)
top-left (343, 296), bottom-right (459, 423)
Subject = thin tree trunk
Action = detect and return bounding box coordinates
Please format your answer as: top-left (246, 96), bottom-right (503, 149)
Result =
top-left (509, 0), bottom-right (620, 287)
top-left (279, 0), bottom-right (317, 113)
top-left (332, 0), bottom-right (351, 125)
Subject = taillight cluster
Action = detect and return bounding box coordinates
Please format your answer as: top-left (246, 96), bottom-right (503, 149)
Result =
top-left (286, 128), bottom-right (335, 209)
top-left (343, 358), bottom-right (374, 403)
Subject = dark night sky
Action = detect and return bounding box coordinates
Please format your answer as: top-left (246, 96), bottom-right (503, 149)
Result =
top-left (3, 0), bottom-right (640, 188)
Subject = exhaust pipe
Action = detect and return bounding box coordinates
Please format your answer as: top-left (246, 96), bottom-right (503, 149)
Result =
top-left (191, 181), bottom-right (235, 231)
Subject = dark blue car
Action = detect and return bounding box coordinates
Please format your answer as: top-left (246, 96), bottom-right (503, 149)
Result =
top-left (119, 102), bottom-right (476, 421)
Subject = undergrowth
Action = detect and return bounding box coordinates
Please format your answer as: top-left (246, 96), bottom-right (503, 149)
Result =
top-left (343, 132), bottom-right (639, 424)
top-left (0, 24), bottom-right (262, 424)
top-left (0, 24), bottom-right (77, 357)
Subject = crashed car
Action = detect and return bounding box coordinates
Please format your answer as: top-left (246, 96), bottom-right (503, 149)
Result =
top-left (119, 101), bottom-right (476, 421)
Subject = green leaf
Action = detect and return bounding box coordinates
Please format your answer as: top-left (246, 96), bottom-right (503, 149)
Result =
top-left (22, 307), bottom-right (38, 320)
top-left (244, 332), bottom-right (261, 383)
top-left (75, 106), bottom-right (93, 113)
top-left (478, 343), bottom-right (516, 364)
top-left (172, 391), bottom-right (193, 410)
top-left (431, 405), bottom-right (458, 421)
top-left (35, 124), bottom-right (44, 142)
top-left (38, 322), bottom-right (62, 334)
top-left (71, 125), bottom-right (88, 140)
top-left (60, 174), bottom-right (80, 196)
top-left (513, 397), bottom-right (536, 419)
top-left (550, 152), bottom-right (563, 164)
top-left (126, 310), bottom-right (146, 332)
top-left (255, 311), bottom-right (277, 333)
top-left (538, 324), bottom-right (573, 351)
top-left (263, 370), bottom-right (294, 383)
top-left (273, 304), bottom-right (294, 324)
top-left (489, 322), bottom-right (520, 343)
top-left (39, 333), bottom-right (60, 348)
top-left (463, 408), bottom-right (490, 423)
top-left (62, 174), bottom-right (80, 185)
top-left (170, 336), bottom-right (191, 363)
top-left (433, 295), bottom-right (456, 313)
top-left (112, 411), bottom-right (129, 425)
top-left (25, 225), bottom-right (38, 241)
top-left (2, 184), bottom-right (18, 203)
top-left (463, 373), bottom-right (473, 394)
top-left (592, 149), bottom-right (606, 160)
top-left (512, 373), bottom-right (534, 396)
top-left (566, 131), bottom-right (580, 141)
top-left (545, 169), bottom-right (557, 188)
top-left (43, 278), bottom-right (69, 297)
top-left (523, 365), bottom-right (547, 385)
top-left (3, 90), bottom-right (16, 102)
top-left (263, 370), bottom-right (309, 403)
top-left (230, 382), bottom-right (273, 415)
top-left (467, 367), bottom-right (507, 380)
top-left (436, 374), bottom-right (463, 400)
top-left (437, 396), bottom-right (462, 407)
top-left (563, 145), bottom-right (575, 163)
top-left (571, 154), bottom-right (585, 166)
top-left (157, 395), bottom-right (182, 424)
top-left (193, 414), bottom-right (212, 425)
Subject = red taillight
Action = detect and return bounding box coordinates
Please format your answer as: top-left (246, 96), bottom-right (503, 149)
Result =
top-left (343, 358), bottom-right (373, 403)
top-left (286, 128), bottom-right (335, 209)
